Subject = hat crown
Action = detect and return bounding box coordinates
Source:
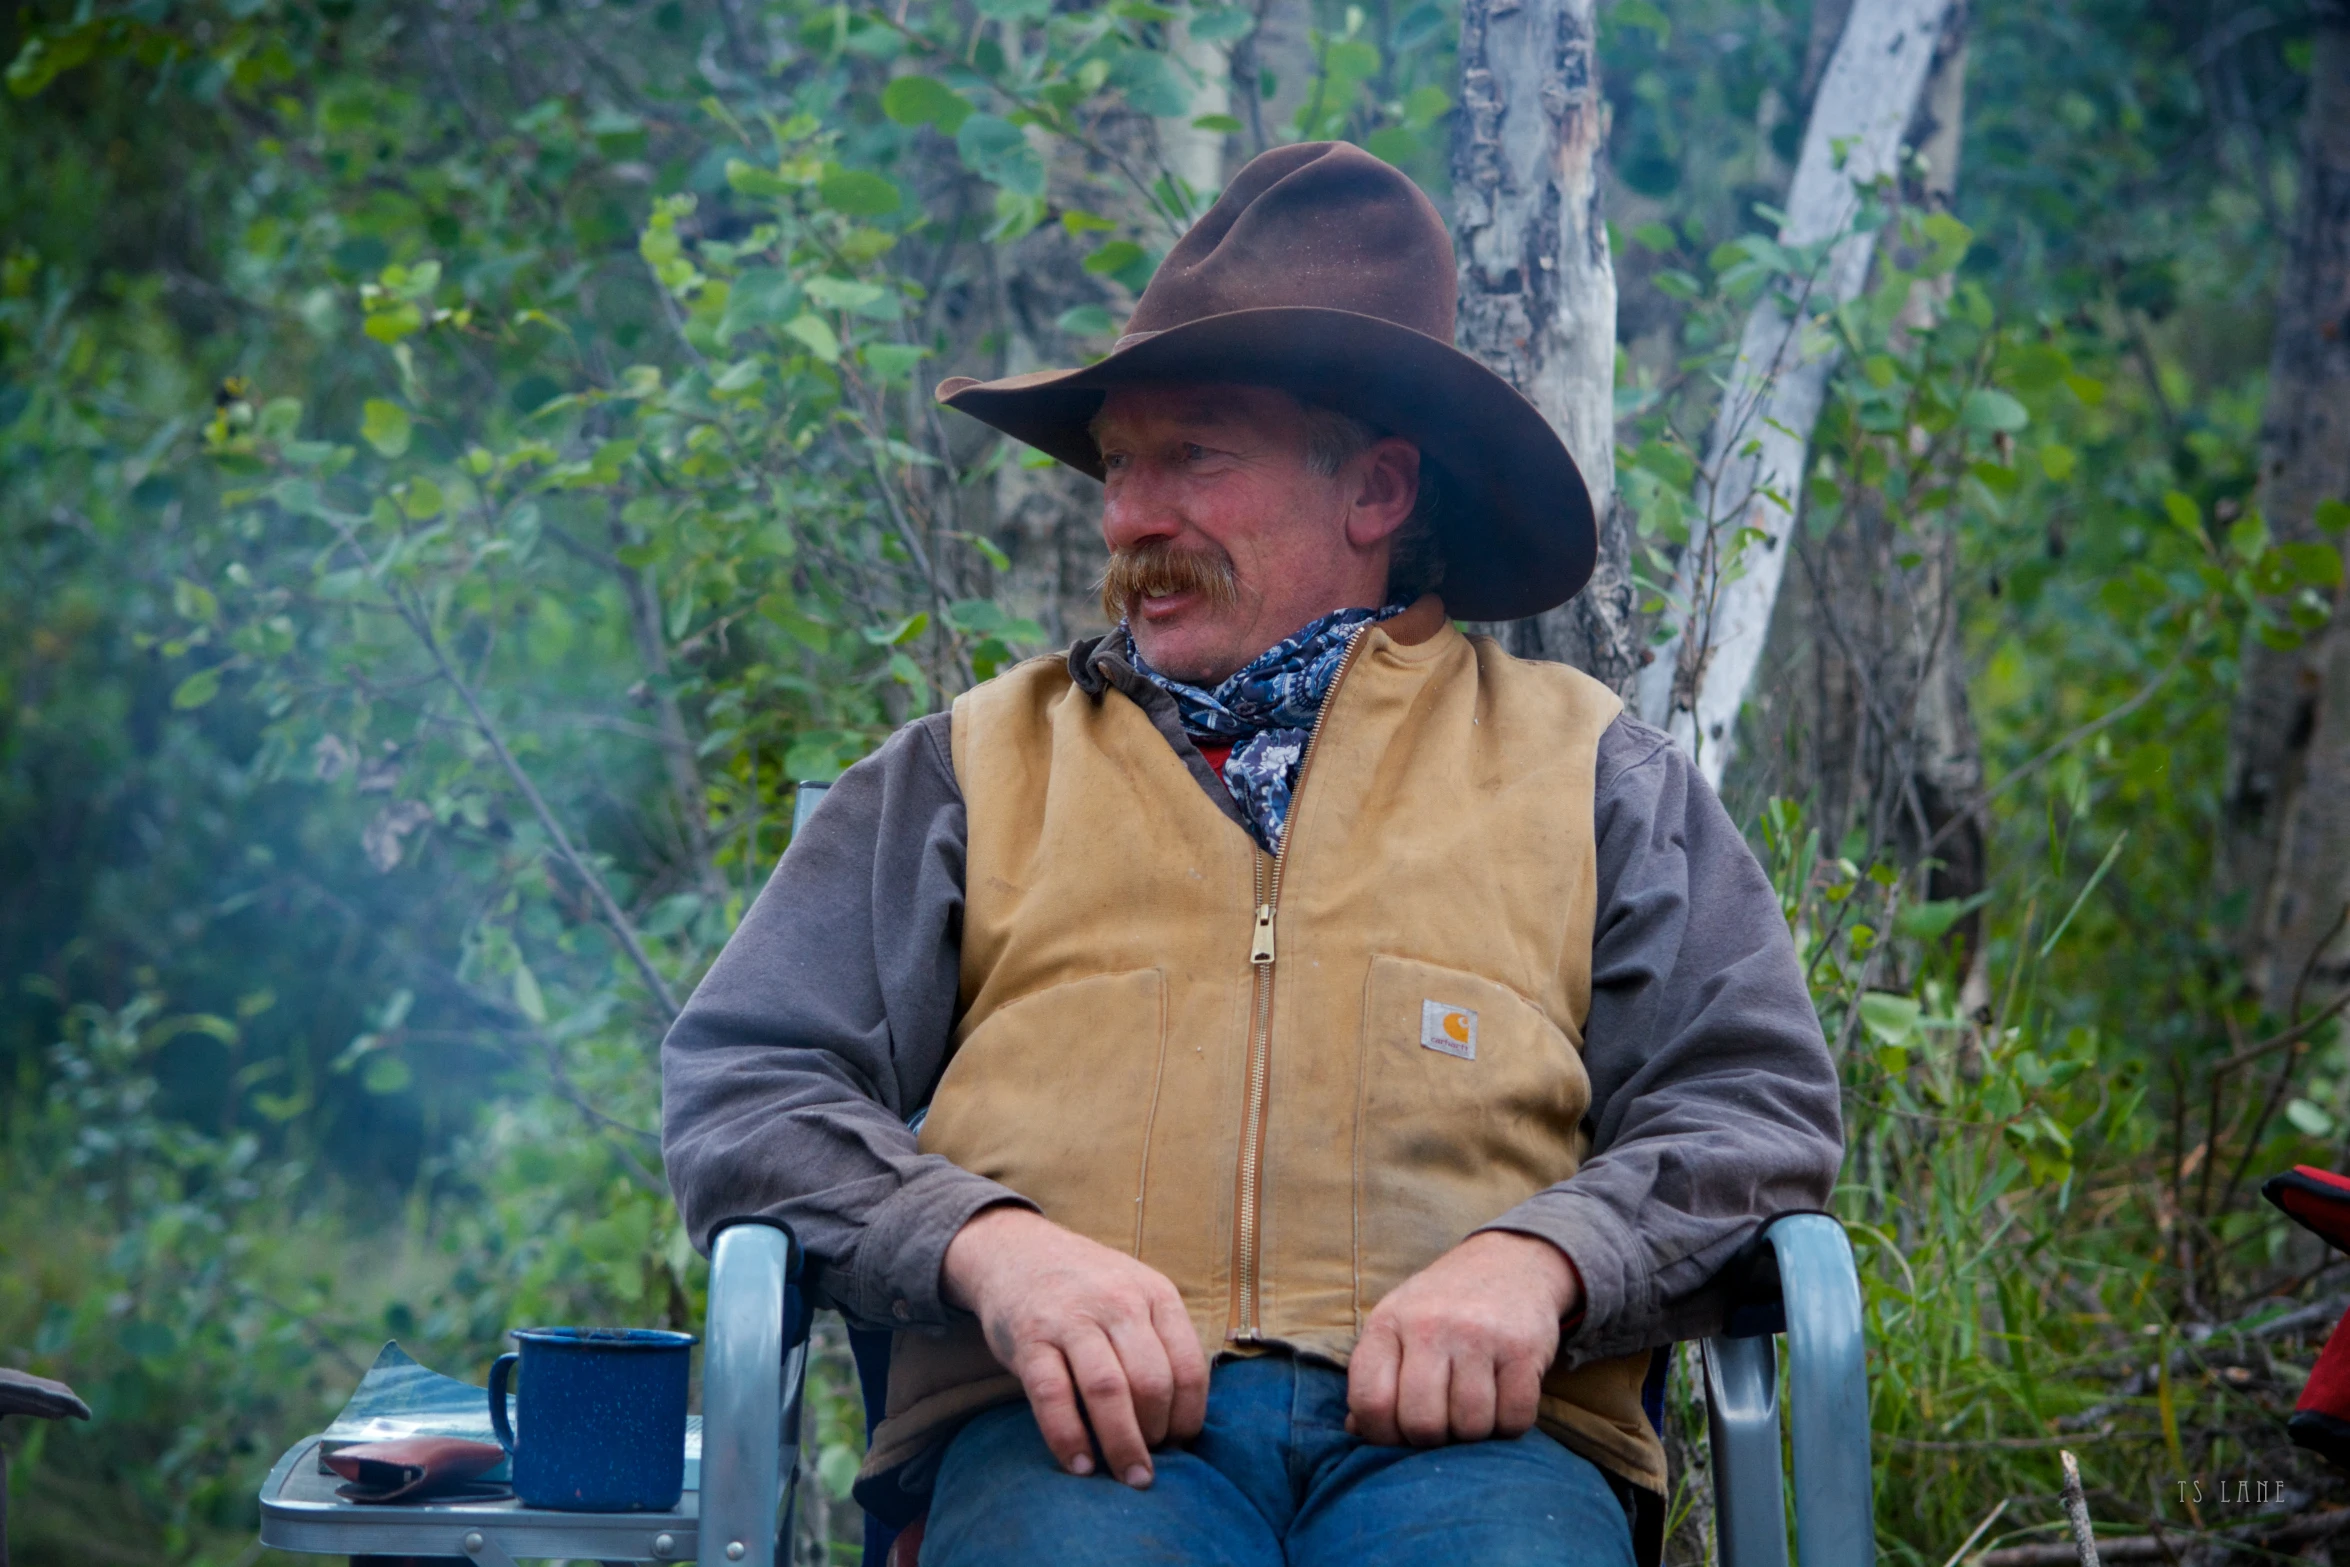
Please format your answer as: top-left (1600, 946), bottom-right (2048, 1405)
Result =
top-left (1124, 142), bottom-right (1457, 344)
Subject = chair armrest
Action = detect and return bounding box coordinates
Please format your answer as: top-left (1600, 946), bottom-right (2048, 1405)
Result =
top-left (702, 1219), bottom-right (801, 1567)
top-left (1702, 1331), bottom-right (1788, 1567)
top-left (1770, 1214), bottom-right (1872, 1567)
top-left (1702, 1215), bottom-right (1872, 1567)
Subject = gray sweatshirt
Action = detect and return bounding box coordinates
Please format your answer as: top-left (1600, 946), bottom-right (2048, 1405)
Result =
top-left (661, 650), bottom-right (1843, 1367)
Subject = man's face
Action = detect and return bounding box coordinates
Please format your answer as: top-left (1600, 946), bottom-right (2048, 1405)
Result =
top-left (1093, 383), bottom-right (1419, 686)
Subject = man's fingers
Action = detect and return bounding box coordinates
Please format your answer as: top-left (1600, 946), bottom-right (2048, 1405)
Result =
top-left (1446, 1346), bottom-right (1499, 1442)
top-left (1013, 1345), bottom-right (1097, 1477)
top-left (1494, 1352), bottom-right (1544, 1438)
top-left (1104, 1312), bottom-right (1178, 1448)
top-left (1150, 1291), bottom-right (1210, 1441)
top-left (1394, 1332), bottom-right (1453, 1447)
top-left (1064, 1329), bottom-right (1154, 1486)
top-left (1345, 1320), bottom-right (1404, 1445)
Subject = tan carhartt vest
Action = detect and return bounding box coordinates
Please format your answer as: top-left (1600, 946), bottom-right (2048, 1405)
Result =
top-left (862, 599), bottom-right (1665, 1495)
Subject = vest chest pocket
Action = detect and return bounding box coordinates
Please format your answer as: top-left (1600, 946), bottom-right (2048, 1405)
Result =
top-left (919, 968), bottom-right (1169, 1257)
top-left (1353, 954), bottom-right (1592, 1313)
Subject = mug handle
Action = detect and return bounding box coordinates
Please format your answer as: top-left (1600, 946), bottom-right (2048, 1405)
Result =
top-left (487, 1352), bottom-right (519, 1455)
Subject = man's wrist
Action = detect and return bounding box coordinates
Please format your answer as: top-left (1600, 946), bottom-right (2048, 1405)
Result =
top-left (1469, 1227), bottom-right (1584, 1320)
top-left (940, 1201), bottom-right (1045, 1312)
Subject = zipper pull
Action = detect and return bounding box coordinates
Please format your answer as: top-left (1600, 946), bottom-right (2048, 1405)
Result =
top-left (1250, 903), bottom-right (1276, 965)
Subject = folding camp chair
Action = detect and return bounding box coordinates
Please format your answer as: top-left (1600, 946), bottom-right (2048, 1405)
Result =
top-left (695, 1204), bottom-right (1869, 1567)
top-left (717, 782), bottom-right (1876, 1567)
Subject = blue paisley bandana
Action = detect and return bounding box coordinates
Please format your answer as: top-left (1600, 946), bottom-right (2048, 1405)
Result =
top-left (1125, 602), bottom-right (1407, 855)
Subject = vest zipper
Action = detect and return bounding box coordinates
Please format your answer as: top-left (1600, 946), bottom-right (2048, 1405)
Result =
top-left (1230, 623), bottom-right (1373, 1342)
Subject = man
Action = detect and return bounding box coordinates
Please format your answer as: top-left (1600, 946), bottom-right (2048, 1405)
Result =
top-left (663, 142), bottom-right (1841, 1567)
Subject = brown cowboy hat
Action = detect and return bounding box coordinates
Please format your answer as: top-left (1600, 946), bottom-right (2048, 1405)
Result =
top-left (933, 141), bottom-right (1596, 621)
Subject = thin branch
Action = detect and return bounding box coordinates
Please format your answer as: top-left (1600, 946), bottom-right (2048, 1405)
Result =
top-left (2210, 986), bottom-right (2350, 1076)
top-left (406, 603), bottom-right (681, 1020)
top-left (1977, 1508), bottom-right (2350, 1567)
top-left (2059, 1450), bottom-right (2102, 1567)
top-left (1944, 1500), bottom-right (2016, 1567)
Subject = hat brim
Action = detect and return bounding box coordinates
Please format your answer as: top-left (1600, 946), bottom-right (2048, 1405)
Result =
top-left (934, 307), bottom-right (1595, 622)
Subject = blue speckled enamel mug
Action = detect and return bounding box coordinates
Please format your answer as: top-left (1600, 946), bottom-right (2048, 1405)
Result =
top-left (487, 1327), bottom-right (696, 1511)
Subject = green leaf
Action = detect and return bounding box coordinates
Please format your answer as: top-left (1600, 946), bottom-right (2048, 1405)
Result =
top-left (1608, 0), bottom-right (1671, 43)
top-left (174, 578), bottom-right (220, 625)
top-left (956, 115), bottom-right (1046, 197)
top-left (1056, 304), bottom-right (1118, 337)
top-left (1858, 992), bottom-right (1921, 1048)
top-left (2277, 541), bottom-right (2345, 589)
top-left (1186, 7), bottom-right (1256, 41)
top-left (1083, 240), bottom-right (1146, 277)
top-left (864, 611), bottom-right (930, 646)
top-left (2038, 443), bottom-right (2077, 482)
top-left (361, 1053), bottom-right (414, 1095)
top-left (947, 598), bottom-right (1009, 635)
top-left (1895, 892), bottom-right (1992, 941)
top-left (361, 399), bottom-right (413, 458)
top-left (864, 343), bottom-right (930, 383)
top-left (1400, 83), bottom-right (1453, 131)
top-left (1630, 221), bottom-right (1677, 253)
top-left (805, 277), bottom-right (889, 312)
top-left (819, 168), bottom-right (903, 217)
top-left (724, 159), bottom-right (797, 199)
top-left (172, 667), bottom-right (223, 710)
top-left (511, 962), bottom-right (548, 1026)
top-left (712, 358), bottom-right (765, 393)
top-left (719, 268), bottom-right (803, 340)
top-left (784, 314), bottom-right (842, 363)
top-left (882, 74), bottom-right (973, 133)
top-left (1959, 388), bottom-right (2029, 433)
top-left (363, 300), bottom-right (423, 343)
top-left (1060, 209), bottom-right (1119, 236)
top-left (887, 650), bottom-right (929, 693)
top-left (2315, 498), bottom-right (2350, 536)
top-left (258, 396), bottom-right (304, 441)
top-left (1190, 113), bottom-right (1244, 133)
top-left (2161, 490), bottom-right (2202, 539)
top-left (2288, 1098), bottom-right (2337, 1138)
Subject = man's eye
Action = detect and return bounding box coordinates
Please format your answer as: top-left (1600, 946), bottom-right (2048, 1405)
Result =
top-left (1183, 443), bottom-right (1208, 462)
top-left (1101, 452), bottom-right (1127, 471)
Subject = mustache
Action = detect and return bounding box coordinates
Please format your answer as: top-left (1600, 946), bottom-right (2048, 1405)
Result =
top-left (1097, 540), bottom-right (1241, 623)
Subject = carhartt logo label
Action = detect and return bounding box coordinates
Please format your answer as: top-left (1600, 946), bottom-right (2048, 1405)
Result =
top-left (1420, 1000), bottom-right (1477, 1060)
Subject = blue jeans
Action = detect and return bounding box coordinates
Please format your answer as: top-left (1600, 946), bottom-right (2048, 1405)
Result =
top-left (921, 1353), bottom-right (1639, 1567)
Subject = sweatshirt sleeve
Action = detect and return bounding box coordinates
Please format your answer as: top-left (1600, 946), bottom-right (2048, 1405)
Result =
top-left (1477, 714), bottom-right (1845, 1363)
top-left (660, 713), bottom-right (1031, 1330)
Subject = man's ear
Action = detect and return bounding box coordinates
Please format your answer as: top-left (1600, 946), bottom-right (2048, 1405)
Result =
top-left (1343, 438), bottom-right (1421, 549)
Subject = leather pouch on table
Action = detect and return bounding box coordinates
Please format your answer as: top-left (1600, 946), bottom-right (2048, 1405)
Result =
top-left (325, 1437), bottom-right (512, 1503)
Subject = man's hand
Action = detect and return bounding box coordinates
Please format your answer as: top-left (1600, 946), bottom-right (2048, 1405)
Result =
top-left (941, 1206), bottom-right (1209, 1488)
top-left (1345, 1230), bottom-right (1582, 1447)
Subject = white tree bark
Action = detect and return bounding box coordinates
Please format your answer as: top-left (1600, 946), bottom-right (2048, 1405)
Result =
top-left (1450, 0), bottom-right (1635, 690)
top-left (1161, 18), bottom-right (1232, 209)
top-left (1634, 0), bottom-right (1958, 783)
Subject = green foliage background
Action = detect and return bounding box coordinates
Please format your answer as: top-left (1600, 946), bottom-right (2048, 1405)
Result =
top-left (2, 1), bottom-right (2344, 1564)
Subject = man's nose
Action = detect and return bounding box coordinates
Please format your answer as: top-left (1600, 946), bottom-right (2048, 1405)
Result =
top-left (1100, 464), bottom-right (1184, 553)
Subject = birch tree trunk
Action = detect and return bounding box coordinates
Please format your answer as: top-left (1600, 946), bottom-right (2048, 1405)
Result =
top-left (1753, 5), bottom-right (1982, 913)
top-left (1450, 0), bottom-right (1634, 692)
top-left (2220, 0), bottom-right (2350, 1011)
top-left (1632, 0), bottom-right (1959, 784)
